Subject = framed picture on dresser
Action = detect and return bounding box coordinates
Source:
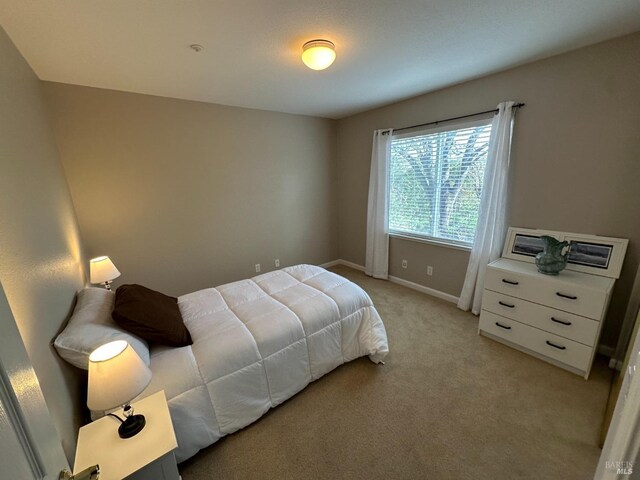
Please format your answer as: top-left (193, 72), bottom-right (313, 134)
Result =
top-left (502, 227), bottom-right (561, 261)
top-left (511, 234), bottom-right (545, 257)
top-left (562, 234), bottom-right (628, 278)
top-left (502, 227), bottom-right (628, 279)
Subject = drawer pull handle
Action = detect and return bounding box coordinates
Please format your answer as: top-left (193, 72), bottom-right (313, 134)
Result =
top-left (495, 322), bottom-right (512, 330)
top-left (498, 301), bottom-right (515, 308)
top-left (502, 279), bottom-right (519, 285)
top-left (546, 340), bottom-right (566, 350)
top-left (551, 317), bottom-right (572, 326)
top-left (556, 292), bottom-right (578, 300)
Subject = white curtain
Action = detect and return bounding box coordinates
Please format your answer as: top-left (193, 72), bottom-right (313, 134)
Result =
top-left (458, 101), bottom-right (515, 314)
top-left (365, 128), bottom-right (393, 279)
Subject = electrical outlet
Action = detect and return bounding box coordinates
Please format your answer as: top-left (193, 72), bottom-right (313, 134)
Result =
top-left (275, 259), bottom-right (280, 267)
top-left (427, 266), bottom-right (433, 276)
top-left (402, 259), bottom-right (408, 269)
top-left (255, 264), bottom-right (261, 273)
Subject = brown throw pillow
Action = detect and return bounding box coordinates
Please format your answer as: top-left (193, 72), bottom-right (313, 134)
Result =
top-left (112, 284), bottom-right (192, 347)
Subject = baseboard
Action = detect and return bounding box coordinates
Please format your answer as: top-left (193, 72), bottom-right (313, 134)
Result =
top-left (319, 258), bottom-right (365, 272)
top-left (336, 259), bottom-right (366, 272)
top-left (597, 345), bottom-right (623, 370)
top-left (388, 275), bottom-right (459, 304)
top-left (318, 259), bottom-right (342, 269)
top-left (608, 358), bottom-right (623, 371)
top-left (321, 259), bottom-right (457, 304)
top-left (598, 344), bottom-right (615, 357)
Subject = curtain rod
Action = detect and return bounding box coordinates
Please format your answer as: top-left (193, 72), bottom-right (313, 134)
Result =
top-left (392, 102), bottom-right (525, 133)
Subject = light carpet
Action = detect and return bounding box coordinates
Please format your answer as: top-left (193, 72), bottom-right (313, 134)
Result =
top-left (179, 265), bottom-right (611, 480)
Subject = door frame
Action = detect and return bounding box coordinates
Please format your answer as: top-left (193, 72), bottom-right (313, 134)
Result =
top-left (595, 307), bottom-right (640, 479)
top-left (0, 282), bottom-right (69, 479)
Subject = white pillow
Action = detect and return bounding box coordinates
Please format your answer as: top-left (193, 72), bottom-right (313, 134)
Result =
top-left (54, 287), bottom-right (150, 370)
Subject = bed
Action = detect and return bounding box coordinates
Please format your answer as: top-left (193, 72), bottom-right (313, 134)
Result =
top-left (55, 264), bottom-right (388, 462)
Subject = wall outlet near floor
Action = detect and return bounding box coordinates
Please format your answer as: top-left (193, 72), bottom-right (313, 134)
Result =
top-left (275, 259), bottom-right (280, 267)
top-left (427, 265), bottom-right (433, 276)
top-left (402, 259), bottom-right (408, 269)
top-left (255, 264), bottom-right (261, 273)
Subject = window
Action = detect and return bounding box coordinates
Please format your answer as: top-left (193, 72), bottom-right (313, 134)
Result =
top-left (389, 119), bottom-right (493, 246)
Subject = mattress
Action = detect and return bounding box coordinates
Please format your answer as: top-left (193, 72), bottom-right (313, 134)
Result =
top-left (137, 264), bottom-right (388, 462)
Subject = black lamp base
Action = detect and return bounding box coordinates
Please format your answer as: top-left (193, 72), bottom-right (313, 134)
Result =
top-left (118, 414), bottom-right (146, 439)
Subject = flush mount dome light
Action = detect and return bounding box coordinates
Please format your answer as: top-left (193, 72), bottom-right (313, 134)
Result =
top-left (301, 39), bottom-right (336, 71)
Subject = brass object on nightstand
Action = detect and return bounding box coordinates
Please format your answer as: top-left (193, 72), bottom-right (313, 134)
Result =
top-left (59, 464), bottom-right (100, 480)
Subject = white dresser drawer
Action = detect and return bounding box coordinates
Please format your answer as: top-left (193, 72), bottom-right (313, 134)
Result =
top-left (485, 266), bottom-right (607, 319)
top-left (479, 311), bottom-right (592, 372)
top-left (482, 290), bottom-right (600, 346)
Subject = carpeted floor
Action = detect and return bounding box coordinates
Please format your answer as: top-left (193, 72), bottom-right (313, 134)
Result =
top-left (179, 265), bottom-right (612, 480)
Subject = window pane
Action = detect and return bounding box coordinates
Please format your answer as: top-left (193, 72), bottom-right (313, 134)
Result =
top-left (389, 123), bottom-right (492, 244)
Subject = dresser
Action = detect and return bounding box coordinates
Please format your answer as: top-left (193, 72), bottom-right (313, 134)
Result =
top-left (479, 258), bottom-right (615, 379)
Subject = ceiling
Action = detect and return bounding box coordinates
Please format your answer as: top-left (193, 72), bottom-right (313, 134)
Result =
top-left (2, 1), bottom-right (640, 119)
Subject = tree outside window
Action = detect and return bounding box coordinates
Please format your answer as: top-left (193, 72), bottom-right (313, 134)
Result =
top-left (389, 121), bottom-right (492, 245)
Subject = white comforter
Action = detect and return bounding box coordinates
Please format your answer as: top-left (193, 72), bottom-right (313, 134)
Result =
top-left (140, 265), bottom-right (388, 462)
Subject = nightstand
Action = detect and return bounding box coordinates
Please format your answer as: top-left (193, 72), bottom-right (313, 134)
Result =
top-left (74, 390), bottom-right (180, 480)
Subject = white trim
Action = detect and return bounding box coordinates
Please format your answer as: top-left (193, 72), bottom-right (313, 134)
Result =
top-left (389, 232), bottom-right (472, 252)
top-left (598, 344), bottom-right (624, 371)
top-left (598, 344), bottom-right (615, 358)
top-left (336, 259), bottom-right (366, 272)
top-left (388, 275), bottom-right (459, 304)
top-left (0, 282), bottom-right (69, 475)
top-left (320, 259), bottom-right (458, 304)
top-left (0, 369), bottom-right (45, 478)
top-left (318, 260), bottom-right (341, 269)
top-left (608, 358), bottom-right (624, 371)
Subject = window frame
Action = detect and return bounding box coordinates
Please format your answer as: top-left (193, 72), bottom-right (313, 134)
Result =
top-left (388, 117), bottom-right (493, 249)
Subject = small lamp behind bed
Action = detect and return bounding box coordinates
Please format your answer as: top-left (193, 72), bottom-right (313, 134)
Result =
top-left (88, 340), bottom-right (152, 439)
top-left (89, 256), bottom-right (120, 290)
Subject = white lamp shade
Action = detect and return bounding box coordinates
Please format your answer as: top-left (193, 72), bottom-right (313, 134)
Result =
top-left (90, 256), bottom-right (121, 284)
top-left (87, 340), bottom-right (152, 411)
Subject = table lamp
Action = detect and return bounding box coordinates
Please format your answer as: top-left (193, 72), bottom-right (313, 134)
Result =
top-left (88, 340), bottom-right (152, 439)
top-left (89, 256), bottom-right (121, 290)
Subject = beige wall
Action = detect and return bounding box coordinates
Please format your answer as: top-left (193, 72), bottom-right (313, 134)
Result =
top-left (3, 17), bottom-right (636, 466)
top-left (336, 32), bottom-right (640, 348)
top-left (0, 28), bottom-right (86, 461)
top-left (389, 239), bottom-right (470, 297)
top-left (44, 83), bottom-right (338, 296)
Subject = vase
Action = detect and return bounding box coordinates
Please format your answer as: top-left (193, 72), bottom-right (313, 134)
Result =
top-left (535, 235), bottom-right (570, 275)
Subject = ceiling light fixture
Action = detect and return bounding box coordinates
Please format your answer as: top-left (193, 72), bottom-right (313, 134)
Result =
top-left (301, 39), bottom-right (336, 71)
